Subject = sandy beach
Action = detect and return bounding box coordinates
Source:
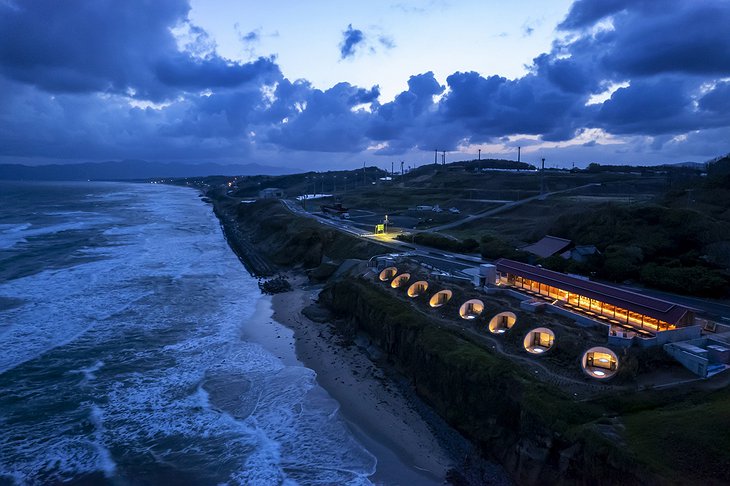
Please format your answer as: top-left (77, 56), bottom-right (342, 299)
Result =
top-left (242, 272), bottom-right (458, 485)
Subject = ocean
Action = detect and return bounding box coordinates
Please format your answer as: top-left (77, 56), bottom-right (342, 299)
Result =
top-left (0, 181), bottom-right (376, 484)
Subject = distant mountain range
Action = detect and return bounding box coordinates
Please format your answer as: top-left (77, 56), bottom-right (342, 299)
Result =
top-left (0, 160), bottom-right (299, 181)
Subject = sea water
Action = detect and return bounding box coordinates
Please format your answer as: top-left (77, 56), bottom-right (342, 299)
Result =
top-left (0, 181), bottom-right (376, 484)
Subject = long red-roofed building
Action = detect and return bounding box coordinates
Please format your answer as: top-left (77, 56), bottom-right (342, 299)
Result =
top-left (494, 258), bottom-right (697, 333)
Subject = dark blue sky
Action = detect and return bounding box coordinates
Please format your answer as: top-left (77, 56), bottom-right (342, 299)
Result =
top-left (1, 0), bottom-right (729, 169)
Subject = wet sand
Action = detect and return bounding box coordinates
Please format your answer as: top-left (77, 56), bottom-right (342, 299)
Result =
top-left (242, 275), bottom-right (455, 485)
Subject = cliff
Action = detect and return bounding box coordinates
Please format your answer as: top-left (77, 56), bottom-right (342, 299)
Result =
top-left (320, 277), bottom-right (654, 485)
top-left (208, 191), bottom-right (730, 485)
top-left (210, 195), bottom-right (385, 275)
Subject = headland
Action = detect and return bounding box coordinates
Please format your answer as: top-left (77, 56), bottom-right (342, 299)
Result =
top-left (170, 158), bottom-right (730, 485)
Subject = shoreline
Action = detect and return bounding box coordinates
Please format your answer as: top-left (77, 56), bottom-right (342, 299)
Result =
top-left (244, 272), bottom-right (459, 485)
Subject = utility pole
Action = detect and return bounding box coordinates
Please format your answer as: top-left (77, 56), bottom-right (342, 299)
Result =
top-left (478, 148), bottom-right (481, 161)
top-left (518, 146), bottom-right (521, 163)
top-left (391, 161), bottom-right (394, 177)
top-left (442, 151), bottom-right (446, 165)
top-left (478, 149), bottom-right (481, 172)
top-left (363, 162), bottom-right (366, 186)
top-left (400, 160), bottom-right (404, 176)
top-left (434, 149), bottom-right (438, 165)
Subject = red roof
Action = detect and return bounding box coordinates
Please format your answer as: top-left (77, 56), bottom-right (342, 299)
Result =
top-left (495, 259), bottom-right (695, 325)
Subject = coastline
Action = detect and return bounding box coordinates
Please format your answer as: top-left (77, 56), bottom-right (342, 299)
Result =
top-left (243, 272), bottom-right (459, 485)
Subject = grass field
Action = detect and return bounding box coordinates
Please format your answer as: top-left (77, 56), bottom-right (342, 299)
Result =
top-left (622, 386), bottom-right (730, 484)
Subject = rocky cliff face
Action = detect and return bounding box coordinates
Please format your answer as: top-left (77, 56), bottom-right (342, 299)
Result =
top-left (320, 278), bottom-right (657, 485)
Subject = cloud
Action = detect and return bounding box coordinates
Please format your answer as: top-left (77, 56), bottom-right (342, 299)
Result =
top-left (0, 0), bottom-right (280, 101)
top-left (378, 36), bottom-right (396, 50)
top-left (558, 0), bottom-right (631, 30)
top-left (240, 29), bottom-right (260, 43)
top-left (339, 24), bottom-right (395, 60)
top-left (521, 17), bottom-right (542, 37)
top-left (339, 24), bottom-right (365, 59)
top-left (1, 0), bottom-right (729, 168)
top-left (558, 0), bottom-right (730, 78)
top-left (155, 55), bottom-right (279, 90)
top-left (266, 82), bottom-right (380, 152)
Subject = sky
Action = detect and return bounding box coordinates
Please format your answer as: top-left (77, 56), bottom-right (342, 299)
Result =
top-left (1, 0), bottom-right (729, 171)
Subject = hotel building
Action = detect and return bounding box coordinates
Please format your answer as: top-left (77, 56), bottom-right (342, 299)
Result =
top-left (495, 259), bottom-right (697, 336)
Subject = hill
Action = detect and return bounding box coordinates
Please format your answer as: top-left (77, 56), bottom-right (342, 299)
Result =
top-left (0, 160), bottom-right (297, 181)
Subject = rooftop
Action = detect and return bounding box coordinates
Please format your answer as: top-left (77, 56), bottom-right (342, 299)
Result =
top-left (520, 235), bottom-right (572, 259)
top-left (495, 258), bottom-right (697, 325)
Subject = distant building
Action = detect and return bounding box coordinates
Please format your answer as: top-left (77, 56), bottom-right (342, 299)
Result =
top-left (520, 235), bottom-right (572, 259)
top-left (258, 187), bottom-right (285, 199)
top-left (561, 245), bottom-right (600, 263)
top-left (321, 203), bottom-right (350, 219)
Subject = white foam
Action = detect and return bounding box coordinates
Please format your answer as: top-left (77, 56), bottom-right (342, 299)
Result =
top-left (0, 217), bottom-right (117, 249)
top-left (89, 405), bottom-right (117, 478)
top-left (0, 183), bottom-right (376, 484)
top-left (70, 360), bottom-right (104, 384)
top-left (0, 223), bottom-right (31, 249)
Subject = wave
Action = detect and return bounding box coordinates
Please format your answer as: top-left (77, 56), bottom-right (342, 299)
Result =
top-left (0, 182), bottom-right (377, 484)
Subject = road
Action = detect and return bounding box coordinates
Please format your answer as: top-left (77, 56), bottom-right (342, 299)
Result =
top-left (281, 199), bottom-right (479, 277)
top-left (427, 183), bottom-right (601, 231)
top-left (280, 197), bottom-right (730, 321)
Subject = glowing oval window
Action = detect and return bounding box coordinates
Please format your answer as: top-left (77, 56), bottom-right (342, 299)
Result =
top-left (488, 311), bottom-right (516, 334)
top-left (379, 267), bottom-right (397, 281)
top-left (429, 290), bottom-right (453, 308)
top-left (407, 281), bottom-right (429, 297)
top-left (523, 327), bottom-right (555, 354)
top-left (459, 299), bottom-right (484, 320)
top-left (391, 273), bottom-right (411, 288)
top-left (581, 347), bottom-right (619, 379)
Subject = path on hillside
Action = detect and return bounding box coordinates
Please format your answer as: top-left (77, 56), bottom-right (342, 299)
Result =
top-left (420, 302), bottom-right (618, 396)
top-left (427, 183), bottom-right (601, 232)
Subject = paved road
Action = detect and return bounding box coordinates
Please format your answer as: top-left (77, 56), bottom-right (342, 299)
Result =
top-left (427, 183), bottom-right (601, 232)
top-left (280, 198), bottom-right (730, 320)
top-left (281, 199), bottom-right (479, 277)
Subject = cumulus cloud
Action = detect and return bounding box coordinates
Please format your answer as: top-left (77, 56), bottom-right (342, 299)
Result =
top-left (267, 82), bottom-right (380, 152)
top-left (1, 0), bottom-right (729, 167)
top-left (0, 0), bottom-right (280, 101)
top-left (560, 0), bottom-right (730, 78)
